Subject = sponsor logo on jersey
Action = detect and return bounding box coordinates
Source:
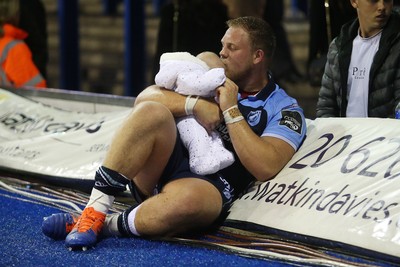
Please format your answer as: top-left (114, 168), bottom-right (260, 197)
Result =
top-left (279, 110), bottom-right (302, 134)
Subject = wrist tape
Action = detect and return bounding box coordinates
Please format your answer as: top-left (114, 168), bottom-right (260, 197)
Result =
top-left (223, 105), bottom-right (244, 124)
top-left (185, 95), bottom-right (199, 115)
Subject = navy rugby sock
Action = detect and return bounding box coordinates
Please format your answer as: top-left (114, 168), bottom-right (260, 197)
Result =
top-left (117, 205), bottom-right (141, 237)
top-left (86, 166), bottom-right (130, 214)
top-left (93, 166), bottom-right (130, 195)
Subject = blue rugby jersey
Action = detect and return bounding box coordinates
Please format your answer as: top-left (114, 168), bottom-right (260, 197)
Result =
top-left (215, 80), bottom-right (307, 195)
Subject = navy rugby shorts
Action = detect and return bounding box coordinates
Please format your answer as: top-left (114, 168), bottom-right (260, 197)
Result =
top-left (130, 132), bottom-right (234, 217)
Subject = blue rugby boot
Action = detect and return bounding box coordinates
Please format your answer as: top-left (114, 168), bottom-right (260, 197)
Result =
top-left (42, 212), bottom-right (79, 240)
top-left (65, 207), bottom-right (106, 251)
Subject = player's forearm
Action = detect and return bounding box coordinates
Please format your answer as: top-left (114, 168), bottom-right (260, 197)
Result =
top-left (227, 119), bottom-right (294, 182)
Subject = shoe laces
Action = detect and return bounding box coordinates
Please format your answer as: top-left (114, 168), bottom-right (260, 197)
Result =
top-left (75, 207), bottom-right (105, 234)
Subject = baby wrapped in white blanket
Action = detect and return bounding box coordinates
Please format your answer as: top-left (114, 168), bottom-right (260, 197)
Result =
top-left (155, 51), bottom-right (234, 175)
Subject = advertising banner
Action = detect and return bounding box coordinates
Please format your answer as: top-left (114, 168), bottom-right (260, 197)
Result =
top-left (228, 117), bottom-right (400, 259)
top-left (0, 89), bottom-right (130, 180)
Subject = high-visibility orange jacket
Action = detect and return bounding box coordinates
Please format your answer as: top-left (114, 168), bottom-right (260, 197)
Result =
top-left (0, 24), bottom-right (46, 88)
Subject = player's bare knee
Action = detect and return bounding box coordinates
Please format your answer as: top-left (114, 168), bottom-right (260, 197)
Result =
top-left (134, 85), bottom-right (161, 105)
top-left (133, 101), bottom-right (173, 124)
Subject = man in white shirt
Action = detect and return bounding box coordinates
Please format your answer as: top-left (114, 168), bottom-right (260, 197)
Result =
top-left (316, 0), bottom-right (400, 118)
